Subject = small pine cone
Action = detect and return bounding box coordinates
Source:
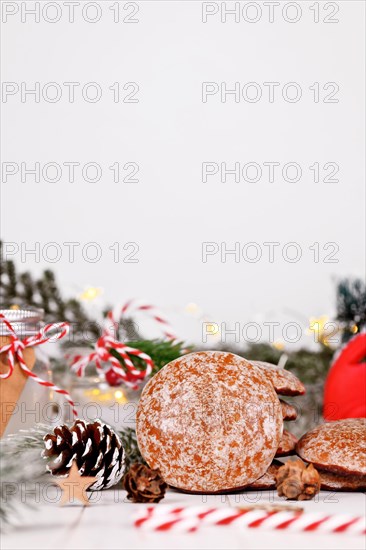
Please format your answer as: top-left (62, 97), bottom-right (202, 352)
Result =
top-left (124, 463), bottom-right (167, 503)
top-left (276, 459), bottom-right (320, 501)
top-left (43, 419), bottom-right (125, 490)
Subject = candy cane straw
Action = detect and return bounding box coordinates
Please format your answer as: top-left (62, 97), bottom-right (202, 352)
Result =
top-left (106, 299), bottom-right (177, 340)
top-left (134, 505), bottom-right (366, 536)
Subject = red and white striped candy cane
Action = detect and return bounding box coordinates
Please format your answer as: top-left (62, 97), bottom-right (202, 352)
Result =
top-left (70, 333), bottom-right (154, 389)
top-left (134, 505), bottom-right (366, 536)
top-left (0, 313), bottom-right (77, 417)
top-left (106, 299), bottom-right (177, 341)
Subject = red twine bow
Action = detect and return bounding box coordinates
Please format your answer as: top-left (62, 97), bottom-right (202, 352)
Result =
top-left (70, 300), bottom-right (178, 388)
top-left (0, 313), bottom-right (77, 417)
top-left (70, 330), bottom-right (154, 389)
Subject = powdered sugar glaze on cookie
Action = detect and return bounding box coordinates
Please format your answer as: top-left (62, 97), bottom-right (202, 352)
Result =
top-left (136, 351), bottom-right (283, 493)
top-left (249, 360), bottom-right (305, 396)
top-left (296, 418), bottom-right (366, 476)
top-left (319, 469), bottom-right (366, 491)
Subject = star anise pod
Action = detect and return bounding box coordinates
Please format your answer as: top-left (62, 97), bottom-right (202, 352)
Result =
top-left (124, 462), bottom-right (167, 503)
top-left (275, 459), bottom-right (320, 501)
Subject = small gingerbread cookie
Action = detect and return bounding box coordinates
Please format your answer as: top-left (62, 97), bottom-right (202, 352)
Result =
top-left (275, 430), bottom-right (298, 457)
top-left (137, 351), bottom-right (283, 493)
top-left (296, 418), bottom-right (366, 476)
top-left (249, 361), bottom-right (305, 396)
top-left (319, 469), bottom-right (366, 491)
top-left (246, 460), bottom-right (283, 490)
top-left (280, 400), bottom-right (298, 421)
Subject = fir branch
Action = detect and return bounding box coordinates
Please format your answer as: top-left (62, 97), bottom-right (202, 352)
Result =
top-left (336, 278), bottom-right (366, 342)
top-left (0, 424), bottom-right (148, 527)
top-left (118, 427), bottom-right (146, 470)
top-left (0, 425), bottom-right (51, 528)
top-left (0, 242), bottom-right (98, 338)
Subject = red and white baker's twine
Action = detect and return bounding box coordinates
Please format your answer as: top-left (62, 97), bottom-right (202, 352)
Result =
top-left (70, 333), bottom-right (153, 389)
top-left (0, 313), bottom-right (77, 417)
top-left (71, 300), bottom-right (177, 387)
top-left (134, 505), bottom-right (366, 536)
top-left (106, 299), bottom-right (177, 341)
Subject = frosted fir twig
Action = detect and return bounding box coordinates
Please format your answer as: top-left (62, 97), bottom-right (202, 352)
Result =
top-left (0, 425), bottom-right (51, 528)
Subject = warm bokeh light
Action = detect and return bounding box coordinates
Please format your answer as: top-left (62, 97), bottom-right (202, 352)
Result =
top-left (205, 323), bottom-right (219, 335)
top-left (79, 286), bottom-right (103, 302)
top-left (272, 340), bottom-right (285, 351)
top-left (308, 315), bottom-right (337, 347)
top-left (82, 387), bottom-right (128, 403)
top-left (184, 302), bottom-right (204, 319)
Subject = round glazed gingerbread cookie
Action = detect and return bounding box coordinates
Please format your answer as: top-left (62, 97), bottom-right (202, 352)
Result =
top-left (296, 418), bottom-right (366, 476)
top-left (136, 351), bottom-right (283, 493)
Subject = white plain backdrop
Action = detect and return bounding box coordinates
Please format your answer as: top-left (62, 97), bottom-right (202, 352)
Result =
top-left (1, 0), bottom-right (365, 345)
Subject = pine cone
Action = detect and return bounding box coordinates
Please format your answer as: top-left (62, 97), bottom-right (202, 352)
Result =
top-left (43, 419), bottom-right (125, 490)
top-left (276, 459), bottom-right (320, 501)
top-left (124, 463), bottom-right (167, 503)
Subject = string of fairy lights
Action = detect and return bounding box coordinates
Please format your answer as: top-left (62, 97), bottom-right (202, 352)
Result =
top-left (77, 286), bottom-right (359, 350)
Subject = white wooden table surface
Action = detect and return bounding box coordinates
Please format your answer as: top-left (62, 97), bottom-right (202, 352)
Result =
top-left (2, 488), bottom-right (365, 550)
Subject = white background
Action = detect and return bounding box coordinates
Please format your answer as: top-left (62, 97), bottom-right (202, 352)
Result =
top-left (1, 0), bottom-right (365, 346)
